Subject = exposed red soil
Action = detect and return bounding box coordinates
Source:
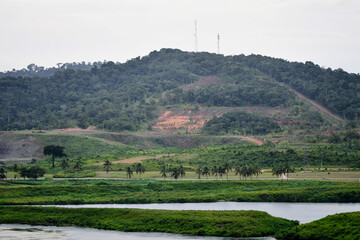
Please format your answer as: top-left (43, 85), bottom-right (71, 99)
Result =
top-left (153, 107), bottom-right (231, 134)
top-left (239, 136), bottom-right (263, 146)
top-left (181, 76), bottom-right (221, 90)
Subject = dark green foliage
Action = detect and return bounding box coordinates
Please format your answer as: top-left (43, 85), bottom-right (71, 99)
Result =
top-left (15, 166), bottom-right (45, 179)
top-left (0, 180), bottom-right (359, 205)
top-left (276, 212), bottom-right (360, 240)
top-left (2, 48), bottom-right (358, 131)
top-left (0, 167), bottom-right (6, 180)
top-left (202, 111), bottom-right (280, 135)
top-left (0, 206), bottom-right (297, 237)
top-left (43, 145), bottom-right (66, 168)
top-left (233, 55), bottom-right (360, 120)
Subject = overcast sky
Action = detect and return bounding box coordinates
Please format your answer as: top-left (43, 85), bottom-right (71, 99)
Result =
top-left (1, 0), bottom-right (359, 73)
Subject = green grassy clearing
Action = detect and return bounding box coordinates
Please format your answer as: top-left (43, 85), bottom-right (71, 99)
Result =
top-left (0, 180), bottom-right (359, 205)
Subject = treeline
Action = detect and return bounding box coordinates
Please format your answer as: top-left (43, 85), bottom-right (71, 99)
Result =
top-left (0, 62), bottom-right (103, 78)
top-left (233, 54), bottom-right (360, 120)
top-left (201, 111), bottom-right (280, 135)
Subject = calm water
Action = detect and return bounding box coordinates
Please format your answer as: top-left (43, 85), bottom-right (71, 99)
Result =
top-left (39, 202), bottom-right (360, 224)
top-left (0, 224), bottom-right (275, 240)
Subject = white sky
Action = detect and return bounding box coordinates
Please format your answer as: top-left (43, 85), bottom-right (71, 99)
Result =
top-left (0, 0), bottom-right (359, 73)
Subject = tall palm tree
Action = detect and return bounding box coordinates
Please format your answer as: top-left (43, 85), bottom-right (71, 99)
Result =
top-left (160, 165), bottom-right (167, 180)
top-left (234, 165), bottom-right (242, 180)
top-left (283, 162), bottom-right (294, 181)
top-left (73, 160), bottom-right (83, 172)
top-left (202, 166), bottom-right (210, 179)
top-left (211, 166), bottom-right (218, 180)
top-left (218, 166), bottom-right (226, 180)
top-left (171, 167), bottom-right (180, 180)
top-left (126, 166), bottom-right (133, 179)
top-left (254, 163), bottom-right (262, 179)
top-left (179, 164), bottom-right (186, 179)
top-left (103, 160), bottom-right (113, 174)
top-left (195, 166), bottom-right (202, 179)
top-left (13, 164), bottom-right (19, 179)
top-left (223, 161), bottom-right (232, 180)
top-left (60, 159), bottom-right (70, 170)
top-left (134, 163), bottom-right (145, 178)
top-left (241, 165), bottom-right (248, 181)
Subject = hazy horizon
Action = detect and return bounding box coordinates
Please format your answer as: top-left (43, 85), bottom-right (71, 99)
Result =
top-left (1, 0), bottom-right (359, 73)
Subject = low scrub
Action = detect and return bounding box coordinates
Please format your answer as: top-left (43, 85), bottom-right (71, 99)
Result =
top-left (0, 206), bottom-right (298, 237)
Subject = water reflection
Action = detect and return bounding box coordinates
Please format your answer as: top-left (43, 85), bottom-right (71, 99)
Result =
top-left (0, 224), bottom-right (275, 240)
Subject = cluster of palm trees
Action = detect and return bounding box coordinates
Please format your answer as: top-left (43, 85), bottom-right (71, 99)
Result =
top-left (59, 158), bottom-right (83, 172)
top-left (271, 162), bottom-right (294, 180)
top-left (160, 162), bottom-right (262, 181)
top-left (125, 163), bottom-right (145, 179)
top-left (160, 164), bottom-right (186, 180)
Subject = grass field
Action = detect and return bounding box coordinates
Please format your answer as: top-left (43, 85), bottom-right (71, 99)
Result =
top-left (0, 180), bottom-right (359, 205)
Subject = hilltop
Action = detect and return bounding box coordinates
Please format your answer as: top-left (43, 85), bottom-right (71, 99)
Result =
top-left (1, 48), bottom-right (359, 135)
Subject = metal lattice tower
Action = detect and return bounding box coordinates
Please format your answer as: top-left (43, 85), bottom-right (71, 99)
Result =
top-left (217, 34), bottom-right (220, 54)
top-left (194, 21), bottom-right (198, 52)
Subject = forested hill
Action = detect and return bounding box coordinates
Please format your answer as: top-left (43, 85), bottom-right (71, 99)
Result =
top-left (1, 48), bottom-right (359, 131)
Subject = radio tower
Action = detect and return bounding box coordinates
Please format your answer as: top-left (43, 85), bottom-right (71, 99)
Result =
top-left (194, 21), bottom-right (198, 52)
top-left (217, 33), bottom-right (220, 54)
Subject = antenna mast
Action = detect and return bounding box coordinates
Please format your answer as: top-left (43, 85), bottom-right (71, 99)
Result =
top-left (194, 21), bottom-right (198, 52)
top-left (217, 33), bottom-right (220, 54)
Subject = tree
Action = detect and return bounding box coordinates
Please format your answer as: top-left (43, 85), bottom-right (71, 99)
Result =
top-left (13, 164), bottom-right (19, 179)
top-left (43, 145), bottom-right (66, 168)
top-left (0, 167), bottom-right (6, 180)
top-left (195, 166), bottom-right (202, 179)
top-left (253, 163), bottom-right (262, 179)
top-left (223, 161), bottom-right (232, 180)
top-left (170, 167), bottom-right (180, 180)
top-left (103, 160), bottom-right (113, 174)
top-left (160, 165), bottom-right (167, 180)
top-left (211, 166), bottom-right (218, 179)
top-left (241, 165), bottom-right (248, 181)
top-left (179, 164), bottom-right (186, 179)
top-left (26, 166), bottom-right (45, 180)
top-left (126, 166), bottom-right (133, 179)
top-left (19, 167), bottom-right (28, 179)
top-left (202, 166), bottom-right (210, 179)
top-left (73, 160), bottom-right (83, 172)
top-left (234, 165), bottom-right (242, 180)
top-left (272, 164), bottom-right (283, 180)
top-left (283, 162), bottom-right (294, 181)
top-left (217, 166), bottom-right (226, 179)
top-left (134, 163), bottom-right (145, 178)
top-left (59, 159), bottom-right (70, 170)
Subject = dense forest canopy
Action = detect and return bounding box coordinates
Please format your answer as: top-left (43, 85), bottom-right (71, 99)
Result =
top-left (1, 48), bottom-right (359, 132)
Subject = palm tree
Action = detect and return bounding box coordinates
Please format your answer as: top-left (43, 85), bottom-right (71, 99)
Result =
top-left (241, 165), bottom-right (248, 181)
top-left (179, 165), bottom-right (186, 179)
top-left (253, 163), bottom-right (262, 179)
top-left (218, 166), bottom-right (226, 180)
top-left (134, 163), bottom-right (145, 178)
top-left (234, 165), bottom-right (242, 180)
top-left (160, 165), bottom-right (167, 180)
top-left (73, 160), bottom-right (83, 172)
top-left (195, 166), bottom-right (202, 179)
top-left (223, 161), bottom-right (232, 180)
top-left (211, 166), bottom-right (218, 180)
top-left (60, 159), bottom-right (70, 170)
top-left (283, 162), bottom-right (294, 181)
top-left (272, 164), bottom-right (283, 180)
top-left (126, 166), bottom-right (133, 179)
top-left (202, 166), bottom-right (210, 179)
top-left (13, 164), bottom-right (19, 179)
top-left (103, 160), bottom-right (113, 174)
top-left (171, 167), bottom-right (180, 180)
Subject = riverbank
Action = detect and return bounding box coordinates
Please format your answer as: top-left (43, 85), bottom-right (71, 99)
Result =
top-left (276, 211), bottom-right (360, 240)
top-left (1, 180), bottom-right (359, 205)
top-left (0, 206), bottom-right (297, 237)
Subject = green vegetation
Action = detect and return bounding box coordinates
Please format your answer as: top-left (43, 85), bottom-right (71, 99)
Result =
top-left (0, 206), bottom-right (298, 237)
top-left (202, 111), bottom-right (280, 135)
top-left (2, 48), bottom-right (357, 131)
top-left (276, 212), bottom-right (360, 240)
top-left (0, 180), bottom-right (359, 205)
